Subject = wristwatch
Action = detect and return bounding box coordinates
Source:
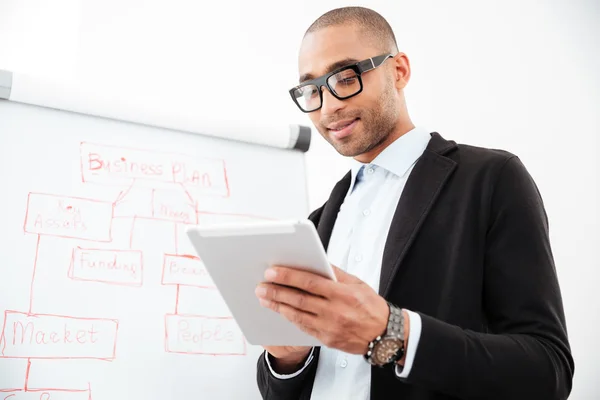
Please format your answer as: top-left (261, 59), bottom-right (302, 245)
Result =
top-left (364, 302), bottom-right (405, 367)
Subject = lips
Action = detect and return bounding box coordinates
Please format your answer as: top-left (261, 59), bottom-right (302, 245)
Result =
top-left (327, 118), bottom-right (359, 140)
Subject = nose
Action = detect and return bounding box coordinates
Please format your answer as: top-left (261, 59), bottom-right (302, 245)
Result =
top-left (320, 86), bottom-right (345, 115)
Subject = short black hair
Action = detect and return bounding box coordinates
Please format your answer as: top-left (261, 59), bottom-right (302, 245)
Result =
top-left (304, 6), bottom-right (399, 53)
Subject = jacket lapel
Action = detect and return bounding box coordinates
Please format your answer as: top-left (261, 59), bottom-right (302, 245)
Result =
top-left (378, 132), bottom-right (458, 296)
top-left (316, 172), bottom-right (351, 251)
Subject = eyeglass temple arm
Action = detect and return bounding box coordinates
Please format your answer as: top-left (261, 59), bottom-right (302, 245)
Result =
top-left (358, 54), bottom-right (393, 73)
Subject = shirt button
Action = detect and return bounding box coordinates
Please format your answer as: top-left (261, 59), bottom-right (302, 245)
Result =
top-left (355, 254), bottom-right (363, 262)
top-left (340, 359), bottom-right (348, 368)
top-left (367, 167), bottom-right (374, 174)
top-left (363, 209), bottom-right (371, 216)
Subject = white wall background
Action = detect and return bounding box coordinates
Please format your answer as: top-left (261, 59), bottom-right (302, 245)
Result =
top-left (0, 0), bottom-right (598, 398)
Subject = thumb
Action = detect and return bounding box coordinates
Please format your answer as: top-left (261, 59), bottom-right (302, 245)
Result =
top-left (331, 265), bottom-right (361, 283)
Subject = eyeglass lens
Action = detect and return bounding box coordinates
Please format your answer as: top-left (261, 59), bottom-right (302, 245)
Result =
top-left (292, 68), bottom-right (361, 112)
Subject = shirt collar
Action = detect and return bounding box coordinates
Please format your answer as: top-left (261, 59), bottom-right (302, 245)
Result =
top-left (348, 126), bottom-right (432, 193)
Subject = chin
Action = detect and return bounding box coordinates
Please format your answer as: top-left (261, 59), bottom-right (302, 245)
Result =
top-left (319, 128), bottom-right (371, 157)
top-left (331, 141), bottom-right (367, 158)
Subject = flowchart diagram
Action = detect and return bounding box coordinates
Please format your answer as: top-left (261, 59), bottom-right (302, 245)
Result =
top-left (1, 142), bottom-right (269, 399)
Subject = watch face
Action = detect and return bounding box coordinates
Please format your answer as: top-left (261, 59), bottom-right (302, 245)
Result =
top-left (374, 337), bottom-right (402, 364)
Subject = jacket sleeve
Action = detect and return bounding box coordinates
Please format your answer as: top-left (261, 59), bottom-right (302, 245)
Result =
top-left (256, 347), bottom-right (320, 399)
top-left (255, 204), bottom-right (326, 399)
top-left (400, 156), bottom-right (575, 400)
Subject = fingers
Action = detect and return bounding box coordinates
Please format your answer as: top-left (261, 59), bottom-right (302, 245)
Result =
top-left (259, 297), bottom-right (321, 337)
top-left (331, 265), bottom-right (361, 283)
top-left (264, 266), bottom-right (335, 297)
top-left (256, 283), bottom-right (327, 315)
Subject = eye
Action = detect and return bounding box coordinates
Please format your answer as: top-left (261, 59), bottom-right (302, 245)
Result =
top-left (333, 70), bottom-right (358, 84)
top-left (303, 86), bottom-right (318, 98)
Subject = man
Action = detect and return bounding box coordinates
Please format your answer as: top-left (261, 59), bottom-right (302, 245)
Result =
top-left (254, 6), bottom-right (574, 400)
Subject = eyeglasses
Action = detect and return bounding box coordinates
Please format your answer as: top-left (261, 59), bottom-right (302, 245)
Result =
top-left (289, 53), bottom-right (394, 113)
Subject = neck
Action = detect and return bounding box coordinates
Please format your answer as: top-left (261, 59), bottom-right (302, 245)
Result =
top-left (353, 119), bottom-right (415, 163)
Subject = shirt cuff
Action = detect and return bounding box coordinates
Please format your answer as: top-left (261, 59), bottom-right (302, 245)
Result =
top-left (395, 309), bottom-right (422, 379)
top-left (265, 347), bottom-right (315, 379)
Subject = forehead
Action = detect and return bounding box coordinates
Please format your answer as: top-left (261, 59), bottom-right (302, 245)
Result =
top-left (298, 25), bottom-right (378, 78)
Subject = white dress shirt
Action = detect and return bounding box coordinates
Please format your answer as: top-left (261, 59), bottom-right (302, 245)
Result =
top-left (265, 126), bottom-right (432, 399)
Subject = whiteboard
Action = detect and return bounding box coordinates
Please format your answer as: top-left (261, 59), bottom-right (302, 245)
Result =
top-left (0, 99), bottom-right (309, 399)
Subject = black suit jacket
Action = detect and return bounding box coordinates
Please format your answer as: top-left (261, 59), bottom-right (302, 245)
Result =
top-left (256, 132), bottom-right (574, 400)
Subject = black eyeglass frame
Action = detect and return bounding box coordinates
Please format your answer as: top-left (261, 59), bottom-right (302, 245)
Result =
top-left (289, 53), bottom-right (394, 113)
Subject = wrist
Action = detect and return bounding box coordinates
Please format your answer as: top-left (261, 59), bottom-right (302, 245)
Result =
top-left (364, 302), bottom-right (406, 367)
top-left (268, 350), bottom-right (311, 374)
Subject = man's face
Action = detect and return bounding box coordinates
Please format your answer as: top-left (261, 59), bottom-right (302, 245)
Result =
top-left (298, 24), bottom-right (400, 158)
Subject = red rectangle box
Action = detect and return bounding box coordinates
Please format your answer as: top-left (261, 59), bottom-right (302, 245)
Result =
top-left (161, 254), bottom-right (214, 288)
top-left (23, 193), bottom-right (113, 241)
top-left (170, 157), bottom-right (229, 197)
top-left (69, 247), bottom-right (143, 287)
top-left (164, 314), bottom-right (246, 355)
top-left (0, 311), bottom-right (118, 360)
top-left (80, 142), bottom-right (229, 196)
top-left (151, 189), bottom-right (198, 224)
top-left (0, 389), bottom-right (91, 399)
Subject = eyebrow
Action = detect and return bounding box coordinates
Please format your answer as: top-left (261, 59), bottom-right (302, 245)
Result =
top-left (299, 57), bottom-right (360, 84)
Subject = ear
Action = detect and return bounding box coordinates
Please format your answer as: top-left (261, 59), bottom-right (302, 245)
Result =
top-left (392, 52), bottom-right (411, 90)
top-left (331, 265), bottom-right (362, 283)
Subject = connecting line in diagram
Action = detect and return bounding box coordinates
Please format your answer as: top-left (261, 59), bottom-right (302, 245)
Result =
top-left (0, 142), bottom-right (271, 399)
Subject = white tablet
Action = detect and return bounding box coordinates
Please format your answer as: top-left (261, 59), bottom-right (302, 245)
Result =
top-left (185, 219), bottom-right (336, 346)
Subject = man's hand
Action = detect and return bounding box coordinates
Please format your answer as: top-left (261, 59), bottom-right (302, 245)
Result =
top-left (255, 265), bottom-right (393, 356)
